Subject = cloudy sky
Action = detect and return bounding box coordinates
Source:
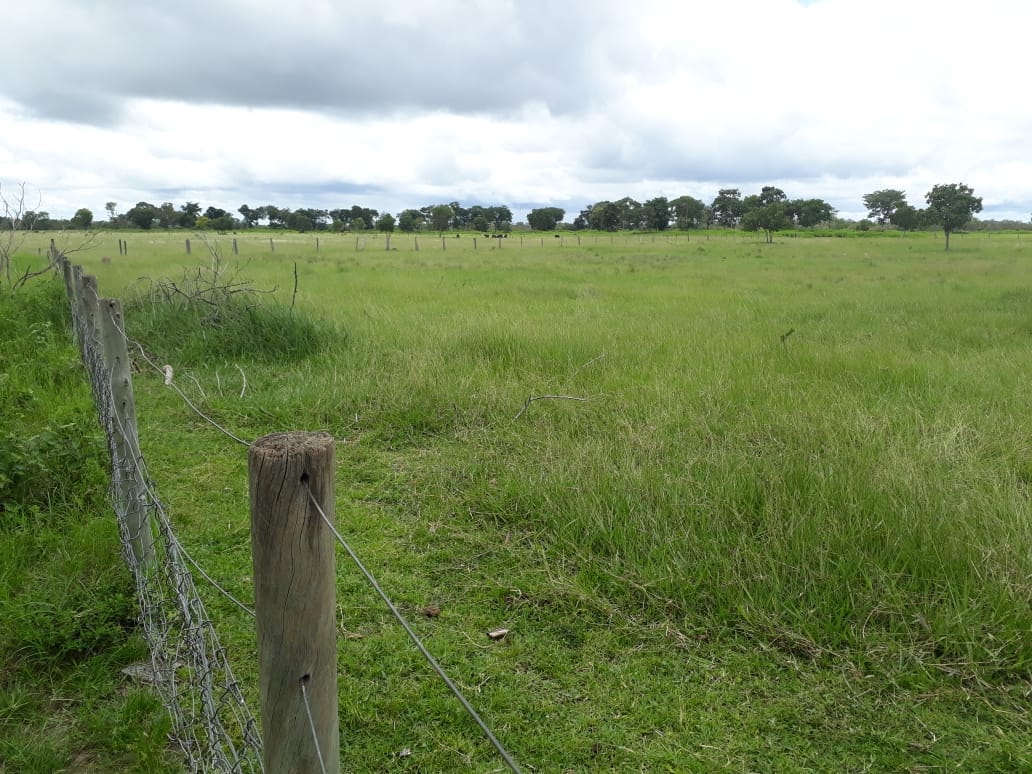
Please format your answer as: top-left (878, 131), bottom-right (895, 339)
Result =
top-left (2, 0), bottom-right (1030, 224)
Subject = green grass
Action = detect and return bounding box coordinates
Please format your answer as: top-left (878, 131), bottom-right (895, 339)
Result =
top-left (0, 278), bottom-right (180, 772)
top-left (8, 228), bottom-right (1032, 770)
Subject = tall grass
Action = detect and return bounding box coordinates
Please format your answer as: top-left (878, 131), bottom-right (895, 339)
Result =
top-left (57, 229), bottom-right (1032, 680)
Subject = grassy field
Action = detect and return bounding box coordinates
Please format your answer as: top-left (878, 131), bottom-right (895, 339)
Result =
top-left (5, 228), bottom-right (1030, 770)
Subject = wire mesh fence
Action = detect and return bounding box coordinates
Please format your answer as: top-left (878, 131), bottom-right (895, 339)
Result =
top-left (60, 254), bottom-right (263, 772)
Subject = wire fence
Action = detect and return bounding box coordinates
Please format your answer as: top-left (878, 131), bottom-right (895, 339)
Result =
top-left (58, 251), bottom-right (522, 773)
top-left (59, 253), bottom-right (263, 773)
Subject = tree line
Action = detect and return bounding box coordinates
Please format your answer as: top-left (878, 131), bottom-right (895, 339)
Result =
top-left (1, 182), bottom-right (1008, 250)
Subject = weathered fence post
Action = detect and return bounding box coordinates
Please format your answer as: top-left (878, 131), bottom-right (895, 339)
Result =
top-left (249, 432), bottom-right (339, 774)
top-left (233, 238), bottom-right (239, 255)
top-left (270, 238), bottom-right (275, 252)
top-left (185, 239), bottom-right (192, 254)
top-left (99, 297), bottom-right (156, 571)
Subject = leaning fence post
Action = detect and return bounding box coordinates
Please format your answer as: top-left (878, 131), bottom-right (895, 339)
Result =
top-left (99, 297), bottom-right (156, 572)
top-left (249, 432), bottom-right (339, 774)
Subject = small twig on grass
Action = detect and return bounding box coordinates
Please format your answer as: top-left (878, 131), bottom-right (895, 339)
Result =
top-left (513, 394), bottom-right (587, 421)
top-left (291, 261), bottom-right (299, 312)
top-left (236, 364), bottom-right (247, 398)
top-left (569, 351), bottom-right (607, 380)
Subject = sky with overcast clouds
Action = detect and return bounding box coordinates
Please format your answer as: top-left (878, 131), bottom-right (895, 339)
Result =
top-left (2, 0), bottom-right (1030, 224)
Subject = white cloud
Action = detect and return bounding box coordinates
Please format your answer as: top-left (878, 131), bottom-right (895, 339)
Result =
top-left (0, 0), bottom-right (1030, 222)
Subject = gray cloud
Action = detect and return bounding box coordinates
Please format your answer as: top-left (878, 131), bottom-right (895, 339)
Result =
top-left (3, 0), bottom-right (637, 125)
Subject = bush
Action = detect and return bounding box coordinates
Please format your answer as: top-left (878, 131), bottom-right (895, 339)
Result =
top-left (124, 254), bottom-right (338, 364)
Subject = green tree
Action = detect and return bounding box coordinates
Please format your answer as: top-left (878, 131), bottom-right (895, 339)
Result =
top-left (614, 197), bottom-right (643, 230)
top-left (287, 212), bottom-right (314, 232)
top-left (758, 186), bottom-right (787, 206)
top-left (791, 198), bottom-right (835, 228)
top-left (449, 201), bottom-right (469, 229)
top-left (125, 202), bottom-right (159, 230)
top-left (642, 197), bottom-right (670, 231)
top-left (157, 202), bottom-right (178, 229)
top-left (70, 208), bottom-right (93, 229)
top-left (264, 206), bottom-right (289, 228)
top-left (179, 201), bottom-right (201, 228)
top-left (924, 183), bottom-right (982, 250)
top-left (375, 213), bottom-right (396, 233)
top-left (104, 201), bottom-right (117, 223)
top-left (862, 189), bottom-right (907, 226)
top-left (430, 204), bottom-right (454, 233)
top-left (488, 205), bottom-right (514, 231)
top-left (711, 189), bottom-right (744, 228)
top-left (397, 209), bottom-right (425, 232)
top-left (670, 195), bottom-right (706, 229)
top-left (238, 204), bottom-right (260, 227)
top-left (588, 201), bottom-right (621, 231)
top-left (526, 207), bottom-right (566, 231)
top-left (889, 203), bottom-right (922, 232)
top-left (741, 202), bottom-right (791, 243)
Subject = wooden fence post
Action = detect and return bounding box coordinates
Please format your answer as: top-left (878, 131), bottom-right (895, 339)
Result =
top-left (249, 432), bottom-right (339, 774)
top-left (185, 239), bottom-right (192, 254)
top-left (99, 297), bottom-right (156, 571)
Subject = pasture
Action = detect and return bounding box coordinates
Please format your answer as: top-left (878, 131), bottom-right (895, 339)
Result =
top-left (9, 228), bottom-right (1031, 770)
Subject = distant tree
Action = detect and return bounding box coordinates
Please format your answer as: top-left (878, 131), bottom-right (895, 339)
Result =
top-left (153, 202), bottom-right (175, 229)
top-left (740, 202), bottom-right (791, 243)
top-left (430, 204), bottom-right (454, 233)
top-left (711, 189), bottom-right (744, 228)
top-left (791, 198), bottom-right (835, 228)
top-left (238, 204), bottom-right (260, 227)
top-left (397, 209), bottom-right (425, 232)
top-left (489, 205), bottom-right (514, 231)
top-left (375, 213), bottom-right (396, 233)
top-left (264, 205), bottom-right (289, 228)
top-left (862, 189), bottom-right (907, 226)
top-left (758, 186), bottom-right (787, 206)
top-left (70, 207), bottom-right (93, 229)
top-left (179, 201), bottom-right (201, 228)
top-left (571, 207), bottom-right (592, 230)
top-left (104, 201), bottom-right (117, 223)
top-left (588, 201), bottom-right (621, 231)
top-left (293, 208), bottom-right (329, 230)
top-left (194, 215), bottom-right (211, 230)
top-left (347, 206), bottom-right (378, 230)
top-left (125, 201), bottom-right (159, 230)
top-left (449, 201), bottom-right (469, 229)
top-left (526, 207), bottom-right (566, 231)
top-left (642, 197), bottom-right (670, 231)
top-left (614, 197), bottom-right (643, 230)
top-left (670, 195), bottom-right (706, 229)
top-left (889, 203), bottom-right (921, 232)
top-left (287, 212), bottom-right (314, 232)
top-left (924, 183), bottom-right (982, 250)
